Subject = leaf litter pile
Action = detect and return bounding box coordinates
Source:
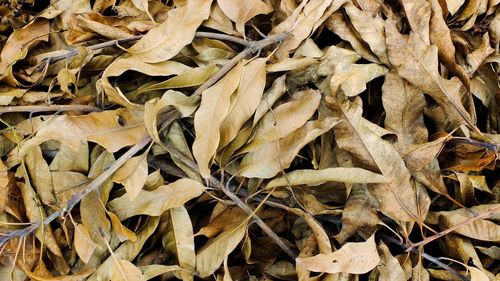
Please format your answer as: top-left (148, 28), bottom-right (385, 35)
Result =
top-left (0, 0), bottom-right (499, 280)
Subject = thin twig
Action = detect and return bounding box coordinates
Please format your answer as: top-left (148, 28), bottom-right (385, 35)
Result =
top-left (380, 234), bottom-right (469, 281)
top-left (0, 104), bottom-right (101, 114)
top-left (407, 206), bottom-right (500, 251)
top-left (0, 136), bottom-right (151, 247)
top-left (158, 140), bottom-right (296, 259)
top-left (194, 32), bottom-right (250, 46)
top-left (42, 31), bottom-right (264, 65)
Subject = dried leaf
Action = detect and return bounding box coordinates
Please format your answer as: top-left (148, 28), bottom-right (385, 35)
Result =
top-left (20, 109), bottom-right (147, 155)
top-left (127, 0), bottom-right (213, 63)
top-left (219, 58), bottom-right (267, 148)
top-left (265, 167), bottom-right (388, 189)
top-left (74, 224), bottom-right (98, 264)
top-left (112, 150), bottom-right (149, 201)
top-left (196, 222), bottom-right (247, 278)
top-left (107, 178), bottom-right (206, 219)
top-left (239, 117), bottom-right (340, 178)
top-left (385, 19), bottom-right (474, 128)
top-left (163, 206), bottom-right (196, 281)
top-left (330, 62), bottom-right (388, 97)
top-left (193, 62), bottom-right (243, 178)
top-left (296, 234), bottom-right (379, 274)
top-left (217, 0), bottom-right (273, 34)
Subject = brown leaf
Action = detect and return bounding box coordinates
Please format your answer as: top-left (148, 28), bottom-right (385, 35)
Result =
top-left (385, 19), bottom-right (474, 129)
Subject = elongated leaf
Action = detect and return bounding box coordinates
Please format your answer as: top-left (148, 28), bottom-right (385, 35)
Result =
top-left (107, 178), bottom-right (206, 219)
top-left (163, 206), bottom-right (196, 281)
top-left (344, 3), bottom-right (389, 65)
top-left (245, 89), bottom-right (321, 150)
top-left (219, 58), bottom-right (267, 148)
top-left (127, 0), bottom-right (213, 63)
top-left (265, 167), bottom-right (388, 188)
top-left (196, 222), bottom-right (247, 278)
top-left (193, 62), bottom-right (243, 178)
top-left (20, 109), bottom-right (147, 155)
top-left (385, 20), bottom-right (474, 128)
top-left (239, 117), bottom-right (340, 178)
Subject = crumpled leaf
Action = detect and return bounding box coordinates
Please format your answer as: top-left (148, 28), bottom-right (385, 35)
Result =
top-left (330, 62), bottom-right (388, 97)
top-left (107, 178), bottom-right (206, 219)
top-left (20, 109), bottom-right (147, 155)
top-left (327, 97), bottom-right (420, 222)
top-left (296, 234), bottom-right (379, 274)
top-left (217, 0), bottom-right (273, 34)
top-left (272, 0), bottom-right (348, 59)
top-left (385, 19), bottom-right (474, 129)
top-left (127, 0), bottom-right (213, 63)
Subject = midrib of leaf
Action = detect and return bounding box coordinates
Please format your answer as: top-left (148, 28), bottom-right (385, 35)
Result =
top-left (196, 221), bottom-right (247, 257)
top-left (339, 107), bottom-right (420, 222)
top-left (401, 38), bottom-right (474, 128)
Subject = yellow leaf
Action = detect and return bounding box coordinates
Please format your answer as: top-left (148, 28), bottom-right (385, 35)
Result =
top-left (245, 89), bottom-right (321, 151)
top-left (239, 117), bottom-right (340, 178)
top-left (163, 206), bottom-right (196, 281)
top-left (108, 211), bottom-right (137, 243)
top-left (89, 217), bottom-right (159, 281)
top-left (330, 62), bottom-right (388, 97)
top-left (384, 19), bottom-right (474, 129)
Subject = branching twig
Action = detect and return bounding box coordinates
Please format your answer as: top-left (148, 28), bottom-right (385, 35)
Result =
top-left (0, 136), bottom-right (151, 247)
top-left (380, 234), bottom-right (469, 281)
top-left (158, 140), bottom-right (296, 259)
top-left (0, 104), bottom-right (101, 114)
top-left (192, 33), bottom-right (290, 97)
top-left (42, 31), bottom-right (270, 65)
top-left (407, 206), bottom-right (500, 251)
